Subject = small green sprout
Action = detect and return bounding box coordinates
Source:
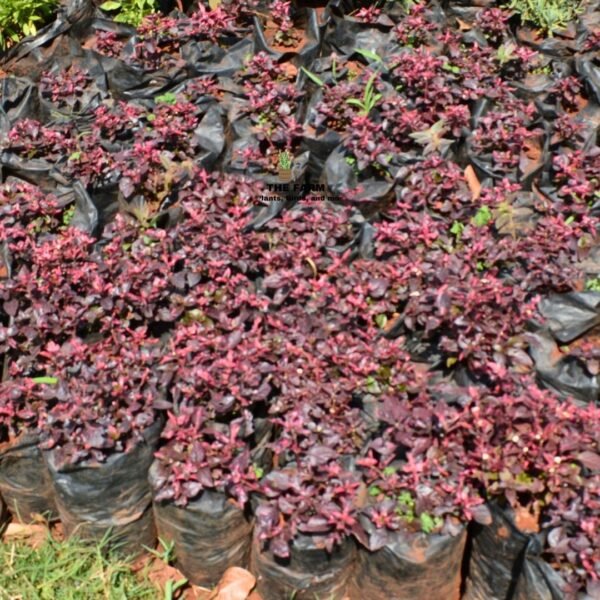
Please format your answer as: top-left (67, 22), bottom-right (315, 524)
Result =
top-left (346, 72), bottom-right (383, 116)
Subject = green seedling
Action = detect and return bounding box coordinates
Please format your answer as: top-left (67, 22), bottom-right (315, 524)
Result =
top-left (354, 47), bottom-right (384, 65)
top-left (419, 512), bottom-right (443, 534)
top-left (442, 62), bottom-right (461, 74)
top-left (300, 67), bottom-right (325, 87)
top-left (154, 91), bottom-right (178, 105)
top-left (100, 0), bottom-right (157, 27)
top-left (143, 537), bottom-right (176, 564)
top-left (31, 376), bottom-right (58, 385)
top-left (496, 42), bottom-right (518, 65)
top-left (331, 55), bottom-right (338, 81)
top-left (585, 278), bottom-right (600, 292)
top-left (346, 72), bottom-right (382, 116)
top-left (450, 220), bottom-right (465, 240)
top-left (164, 578), bottom-right (188, 600)
top-left (375, 313), bottom-right (388, 329)
top-left (62, 205), bottom-right (76, 226)
top-left (472, 206), bottom-right (493, 227)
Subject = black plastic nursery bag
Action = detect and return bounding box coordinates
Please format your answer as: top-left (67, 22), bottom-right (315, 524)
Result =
top-left (349, 522), bottom-right (467, 600)
top-left (251, 531), bottom-right (356, 600)
top-left (150, 462), bottom-right (254, 587)
top-left (464, 504), bottom-right (534, 600)
top-left (0, 432), bottom-right (57, 522)
top-left (42, 422), bottom-right (161, 555)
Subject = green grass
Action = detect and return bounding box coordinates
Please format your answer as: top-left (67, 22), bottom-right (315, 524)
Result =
top-left (0, 531), bottom-right (159, 600)
top-left (507, 0), bottom-right (582, 33)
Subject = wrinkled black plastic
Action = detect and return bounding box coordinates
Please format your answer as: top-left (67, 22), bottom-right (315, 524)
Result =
top-left (0, 492), bottom-right (7, 529)
top-left (464, 504), bottom-right (532, 600)
top-left (0, 432), bottom-right (57, 522)
top-left (526, 331), bottom-right (600, 405)
top-left (251, 532), bottom-right (356, 600)
top-left (150, 465), bottom-right (253, 587)
top-left (349, 517), bottom-right (466, 600)
top-left (43, 422), bottom-right (161, 555)
top-left (538, 292), bottom-right (600, 343)
top-left (513, 543), bottom-right (567, 600)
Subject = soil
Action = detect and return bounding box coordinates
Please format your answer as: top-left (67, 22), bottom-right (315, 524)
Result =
top-left (569, 327), bottom-right (600, 352)
top-left (263, 22), bottom-right (308, 54)
top-left (513, 506), bottom-right (540, 534)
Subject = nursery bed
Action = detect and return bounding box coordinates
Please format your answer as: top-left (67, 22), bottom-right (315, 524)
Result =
top-left (0, 0), bottom-right (599, 599)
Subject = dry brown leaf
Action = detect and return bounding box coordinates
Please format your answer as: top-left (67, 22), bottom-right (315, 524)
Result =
top-left (280, 63), bottom-right (298, 80)
top-left (464, 165), bottom-right (481, 201)
top-left (147, 561), bottom-right (188, 590)
top-left (494, 204), bottom-right (534, 237)
top-left (355, 482), bottom-right (369, 509)
top-left (3, 523), bottom-right (49, 548)
top-left (184, 586), bottom-right (213, 600)
top-left (209, 567), bottom-right (256, 600)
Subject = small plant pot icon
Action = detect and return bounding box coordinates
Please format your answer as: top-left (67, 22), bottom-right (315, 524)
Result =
top-left (278, 167), bottom-right (293, 182)
top-left (277, 151), bottom-right (293, 182)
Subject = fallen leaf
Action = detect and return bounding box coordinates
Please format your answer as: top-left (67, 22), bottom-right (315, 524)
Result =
top-left (586, 359), bottom-right (599, 375)
top-left (209, 567), bottom-right (256, 600)
top-left (3, 523), bottom-right (49, 548)
top-left (519, 137), bottom-right (544, 180)
top-left (464, 165), bottom-right (481, 201)
top-left (147, 561), bottom-right (188, 591)
top-left (355, 482), bottom-right (369, 509)
top-left (456, 18), bottom-right (472, 31)
top-left (280, 63), bottom-right (298, 80)
top-left (185, 586), bottom-right (213, 600)
top-left (577, 451), bottom-right (600, 472)
top-left (470, 504), bottom-right (493, 526)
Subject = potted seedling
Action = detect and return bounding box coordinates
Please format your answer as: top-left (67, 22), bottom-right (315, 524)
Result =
top-left (349, 387), bottom-right (480, 600)
top-left (38, 329), bottom-right (170, 555)
top-left (149, 318), bottom-right (274, 586)
top-left (251, 459), bottom-right (360, 600)
top-left (277, 149), bottom-right (293, 182)
top-left (0, 378), bottom-right (58, 522)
